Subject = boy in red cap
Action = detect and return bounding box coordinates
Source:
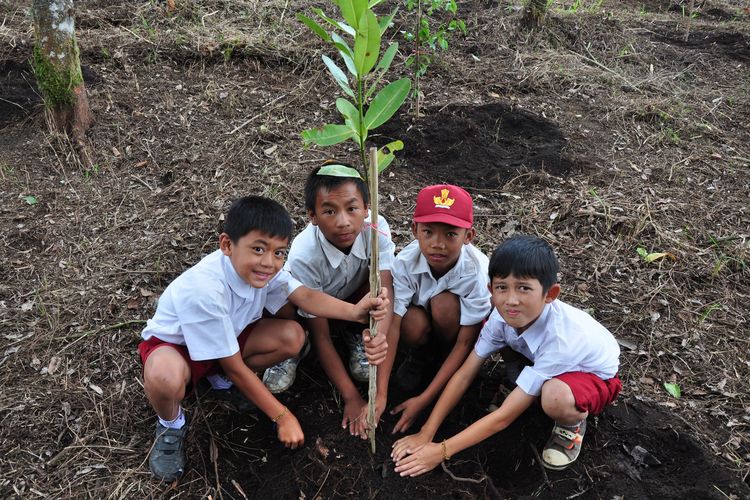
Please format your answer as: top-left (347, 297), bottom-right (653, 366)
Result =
top-left (380, 184), bottom-right (492, 434)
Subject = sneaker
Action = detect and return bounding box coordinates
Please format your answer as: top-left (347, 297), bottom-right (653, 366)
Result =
top-left (345, 331), bottom-right (369, 383)
top-left (541, 419), bottom-right (587, 470)
top-left (149, 422), bottom-right (187, 481)
top-left (395, 350), bottom-right (426, 392)
top-left (263, 336), bottom-right (311, 394)
top-left (209, 385), bottom-right (255, 413)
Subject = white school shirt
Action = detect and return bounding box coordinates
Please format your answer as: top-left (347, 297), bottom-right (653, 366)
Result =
top-left (285, 213), bottom-right (395, 317)
top-left (141, 249), bottom-right (302, 361)
top-left (474, 300), bottom-right (620, 397)
top-left (391, 241), bottom-right (492, 325)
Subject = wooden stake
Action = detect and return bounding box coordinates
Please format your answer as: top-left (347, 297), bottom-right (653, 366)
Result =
top-left (367, 147), bottom-right (380, 453)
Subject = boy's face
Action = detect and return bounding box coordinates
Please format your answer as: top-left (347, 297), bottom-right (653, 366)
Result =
top-left (490, 274), bottom-right (560, 333)
top-left (219, 230), bottom-right (289, 288)
top-left (309, 182), bottom-right (367, 251)
top-left (412, 221), bottom-right (475, 277)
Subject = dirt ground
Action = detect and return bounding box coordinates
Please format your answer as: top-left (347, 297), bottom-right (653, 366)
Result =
top-left (1, 0), bottom-right (749, 498)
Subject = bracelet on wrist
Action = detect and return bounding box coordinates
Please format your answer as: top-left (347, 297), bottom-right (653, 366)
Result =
top-left (441, 439), bottom-right (451, 461)
top-left (272, 406), bottom-right (288, 423)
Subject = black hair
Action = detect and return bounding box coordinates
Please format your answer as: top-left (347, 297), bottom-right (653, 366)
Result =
top-left (488, 234), bottom-right (559, 292)
top-left (304, 162), bottom-right (370, 213)
top-left (223, 196), bottom-right (293, 243)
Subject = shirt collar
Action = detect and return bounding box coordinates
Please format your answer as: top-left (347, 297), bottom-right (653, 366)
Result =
top-left (315, 224), bottom-right (368, 268)
top-left (414, 244), bottom-right (470, 281)
top-left (222, 252), bottom-right (258, 299)
top-left (518, 302), bottom-right (553, 353)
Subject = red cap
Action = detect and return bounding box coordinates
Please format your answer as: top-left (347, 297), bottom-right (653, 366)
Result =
top-left (413, 184), bottom-right (473, 228)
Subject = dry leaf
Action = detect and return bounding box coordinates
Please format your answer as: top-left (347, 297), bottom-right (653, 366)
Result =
top-left (48, 356), bottom-right (62, 375)
top-left (315, 437), bottom-right (330, 459)
top-left (89, 384), bottom-right (103, 395)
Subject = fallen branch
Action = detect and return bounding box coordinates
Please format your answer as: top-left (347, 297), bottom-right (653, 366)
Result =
top-left (529, 443), bottom-right (553, 490)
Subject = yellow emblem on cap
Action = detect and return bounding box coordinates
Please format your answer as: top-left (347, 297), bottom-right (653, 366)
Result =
top-left (433, 189), bottom-right (455, 209)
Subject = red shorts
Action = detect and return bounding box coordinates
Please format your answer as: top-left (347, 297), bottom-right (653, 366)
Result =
top-left (138, 323), bottom-right (256, 394)
top-left (554, 372), bottom-right (622, 415)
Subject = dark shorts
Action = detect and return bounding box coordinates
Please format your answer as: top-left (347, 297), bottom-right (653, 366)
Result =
top-left (138, 323), bottom-right (256, 394)
top-left (555, 372), bottom-right (622, 415)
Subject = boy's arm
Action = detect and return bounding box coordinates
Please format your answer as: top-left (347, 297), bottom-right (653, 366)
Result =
top-left (394, 386), bottom-right (535, 477)
top-left (391, 322), bottom-right (482, 433)
top-left (218, 352), bottom-right (304, 449)
top-left (391, 350), bottom-right (485, 459)
top-left (288, 286), bottom-right (388, 324)
top-left (307, 316), bottom-right (369, 438)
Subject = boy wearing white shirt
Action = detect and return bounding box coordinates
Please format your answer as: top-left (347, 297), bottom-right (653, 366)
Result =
top-left (383, 184), bottom-right (492, 434)
top-left (264, 163), bottom-right (395, 440)
top-left (139, 196), bottom-right (389, 481)
top-left (392, 234), bottom-right (621, 475)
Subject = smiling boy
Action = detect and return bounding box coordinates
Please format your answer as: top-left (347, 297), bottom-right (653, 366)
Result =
top-left (391, 234), bottom-right (621, 475)
top-left (263, 163), bottom-right (395, 439)
top-left (138, 196), bottom-right (388, 481)
top-left (382, 184), bottom-right (492, 434)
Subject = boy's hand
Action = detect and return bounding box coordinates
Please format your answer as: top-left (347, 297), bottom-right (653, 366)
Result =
top-left (390, 395), bottom-right (428, 434)
top-left (342, 394), bottom-right (368, 439)
top-left (391, 431), bottom-right (430, 462)
top-left (393, 442), bottom-right (443, 477)
top-left (276, 411), bottom-right (305, 449)
top-left (353, 287), bottom-right (390, 324)
top-left (363, 328), bottom-right (388, 365)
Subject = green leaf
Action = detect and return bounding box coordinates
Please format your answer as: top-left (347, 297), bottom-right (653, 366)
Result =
top-left (376, 140), bottom-right (404, 172)
top-left (364, 78), bottom-right (410, 129)
top-left (317, 164), bottom-right (363, 179)
top-left (296, 13), bottom-right (331, 42)
top-left (312, 8), bottom-right (355, 37)
top-left (643, 252), bottom-right (669, 263)
top-left (322, 55), bottom-right (355, 98)
top-left (302, 124), bottom-right (356, 146)
top-left (336, 0), bottom-right (368, 30)
top-left (336, 97), bottom-right (361, 133)
top-left (378, 7), bottom-right (398, 35)
top-left (365, 43), bottom-right (399, 98)
top-left (636, 247), bottom-right (648, 258)
top-left (331, 34), bottom-right (358, 77)
top-left (663, 382), bottom-right (681, 398)
top-left (23, 195), bottom-right (38, 205)
top-left (353, 9), bottom-right (380, 76)
top-left (368, 0), bottom-right (385, 8)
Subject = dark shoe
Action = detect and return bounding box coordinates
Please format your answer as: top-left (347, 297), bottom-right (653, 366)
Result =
top-left (395, 350), bottom-right (427, 393)
top-left (149, 422), bottom-right (187, 481)
top-left (542, 419), bottom-right (587, 470)
top-left (209, 385), bottom-right (255, 413)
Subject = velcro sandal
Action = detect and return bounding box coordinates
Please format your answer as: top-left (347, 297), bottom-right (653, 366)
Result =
top-left (149, 422), bottom-right (187, 481)
top-left (541, 419), bottom-right (586, 470)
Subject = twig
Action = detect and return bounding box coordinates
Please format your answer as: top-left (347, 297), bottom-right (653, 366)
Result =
top-left (312, 467), bottom-right (331, 499)
top-left (528, 443), bottom-right (553, 490)
top-left (227, 95), bottom-right (286, 134)
top-left (0, 96), bottom-right (27, 112)
top-left (57, 320), bottom-right (147, 341)
top-left (440, 461), bottom-right (484, 483)
top-left (569, 48), bottom-right (641, 93)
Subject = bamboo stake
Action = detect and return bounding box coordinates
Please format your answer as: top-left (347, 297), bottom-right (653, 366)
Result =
top-left (367, 147), bottom-right (381, 453)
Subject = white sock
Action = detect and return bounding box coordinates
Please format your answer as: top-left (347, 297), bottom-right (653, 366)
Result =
top-left (159, 406), bottom-right (185, 429)
top-left (207, 374), bottom-right (233, 390)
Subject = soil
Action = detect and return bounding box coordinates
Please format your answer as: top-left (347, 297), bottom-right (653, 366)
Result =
top-left (1, 0), bottom-right (749, 499)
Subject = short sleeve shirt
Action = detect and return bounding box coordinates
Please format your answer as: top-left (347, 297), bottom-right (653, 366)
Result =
top-left (141, 250), bottom-right (302, 361)
top-left (474, 300), bottom-right (620, 397)
top-left (285, 213), bottom-right (396, 317)
top-left (391, 241), bottom-right (491, 325)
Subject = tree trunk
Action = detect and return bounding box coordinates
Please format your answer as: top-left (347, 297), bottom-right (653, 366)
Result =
top-left (521, 0), bottom-right (549, 30)
top-left (32, 0), bottom-right (93, 144)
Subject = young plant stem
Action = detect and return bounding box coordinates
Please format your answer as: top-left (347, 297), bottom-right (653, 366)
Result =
top-left (414, 0), bottom-right (422, 117)
top-left (358, 78), bottom-right (367, 176)
top-left (367, 147), bottom-right (381, 453)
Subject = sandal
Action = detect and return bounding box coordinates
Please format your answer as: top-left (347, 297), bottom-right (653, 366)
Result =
top-left (541, 419), bottom-right (586, 470)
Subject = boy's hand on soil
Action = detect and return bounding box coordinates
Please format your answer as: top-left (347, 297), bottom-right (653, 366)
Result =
top-left (393, 442), bottom-right (442, 477)
top-left (390, 396), bottom-right (427, 434)
top-left (342, 396), bottom-right (368, 439)
top-left (276, 412), bottom-right (305, 449)
top-left (363, 328), bottom-right (387, 365)
top-left (391, 431), bottom-right (430, 462)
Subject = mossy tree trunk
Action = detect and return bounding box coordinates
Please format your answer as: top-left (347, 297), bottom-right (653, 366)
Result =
top-left (32, 0), bottom-right (93, 143)
top-left (521, 0), bottom-right (549, 30)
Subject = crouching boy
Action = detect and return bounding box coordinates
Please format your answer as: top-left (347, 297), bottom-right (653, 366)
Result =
top-left (263, 162), bottom-right (395, 440)
top-left (392, 234), bottom-right (621, 474)
top-left (382, 184), bottom-right (492, 434)
top-left (139, 196), bottom-right (388, 481)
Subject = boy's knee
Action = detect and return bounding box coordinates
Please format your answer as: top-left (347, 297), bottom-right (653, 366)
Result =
top-left (540, 378), bottom-right (576, 418)
top-left (429, 292), bottom-right (460, 336)
top-left (144, 365), bottom-right (186, 399)
top-left (279, 321), bottom-right (305, 356)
